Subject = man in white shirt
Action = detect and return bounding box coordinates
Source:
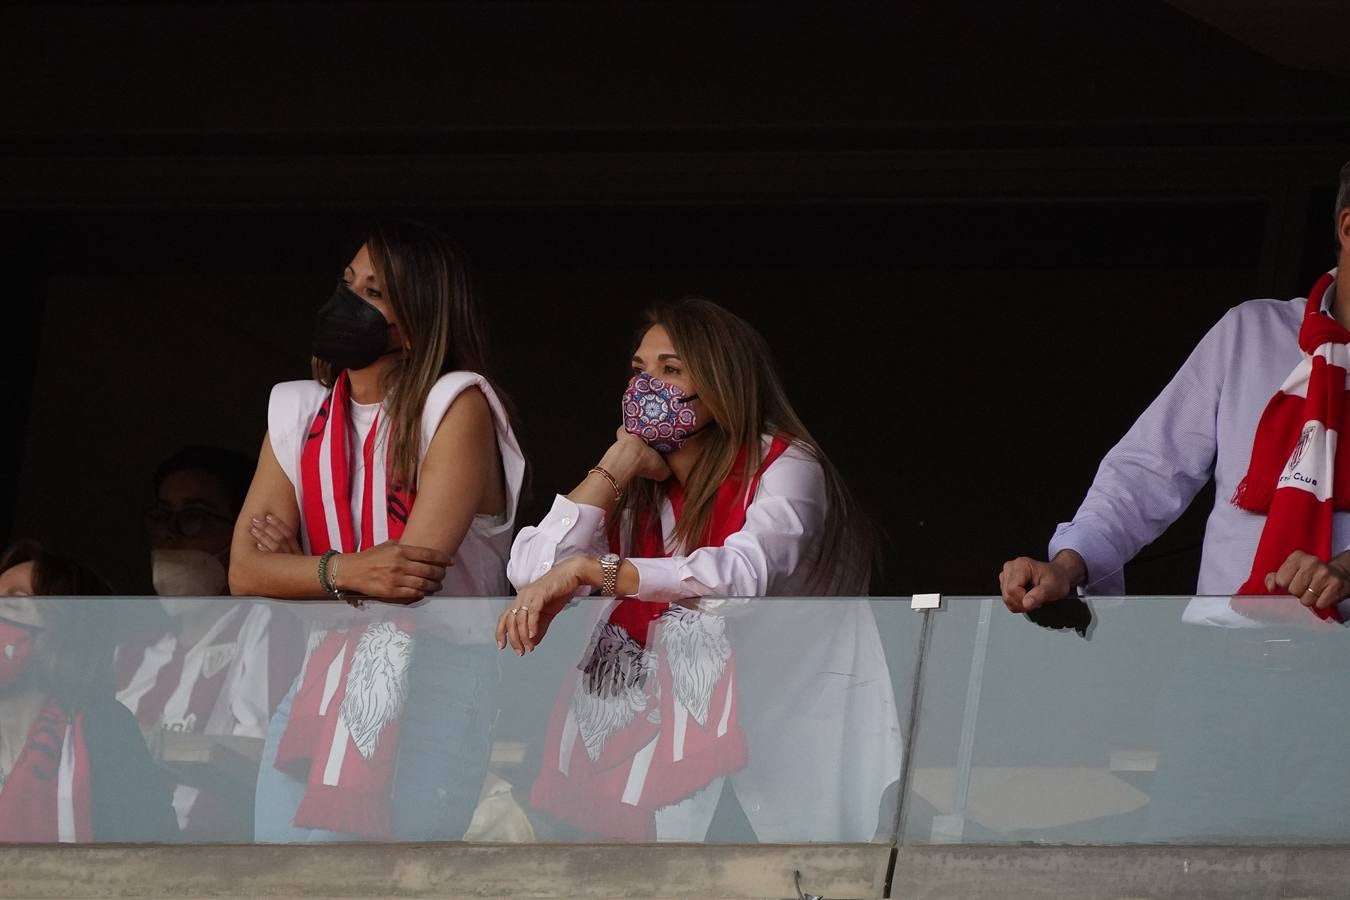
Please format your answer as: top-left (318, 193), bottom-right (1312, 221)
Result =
top-left (996, 162), bottom-right (1350, 842)
top-left (1000, 161), bottom-right (1350, 624)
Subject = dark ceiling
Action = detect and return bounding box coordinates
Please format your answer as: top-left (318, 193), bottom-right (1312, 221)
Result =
top-left (1166, 0), bottom-right (1350, 78)
top-left (3, 1), bottom-right (1346, 144)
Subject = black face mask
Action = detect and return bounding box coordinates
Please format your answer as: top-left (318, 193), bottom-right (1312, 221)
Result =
top-left (312, 282), bottom-right (396, 371)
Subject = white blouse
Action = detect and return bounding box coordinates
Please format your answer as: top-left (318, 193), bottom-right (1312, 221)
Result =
top-left (507, 439), bottom-right (829, 603)
top-left (507, 437), bottom-right (904, 842)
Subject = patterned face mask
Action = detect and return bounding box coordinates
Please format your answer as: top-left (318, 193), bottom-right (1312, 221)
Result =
top-left (622, 373), bottom-right (702, 454)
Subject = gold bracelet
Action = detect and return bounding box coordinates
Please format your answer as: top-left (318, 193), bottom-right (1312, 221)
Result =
top-left (588, 466), bottom-right (623, 504)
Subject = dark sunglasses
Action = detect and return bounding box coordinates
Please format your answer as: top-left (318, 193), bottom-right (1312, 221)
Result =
top-left (142, 506), bottom-right (233, 538)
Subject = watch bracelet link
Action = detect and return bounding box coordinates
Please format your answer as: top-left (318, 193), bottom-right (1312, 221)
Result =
top-left (600, 554), bottom-right (620, 597)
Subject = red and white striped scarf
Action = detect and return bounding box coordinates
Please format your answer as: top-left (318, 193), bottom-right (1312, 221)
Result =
top-left (0, 703), bottom-right (92, 843)
top-left (531, 435), bottom-right (790, 840)
top-left (274, 371), bottom-right (418, 838)
top-left (1232, 270), bottom-right (1349, 623)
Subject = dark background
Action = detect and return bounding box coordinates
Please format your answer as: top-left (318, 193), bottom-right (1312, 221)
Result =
top-left (5, 1), bottom-right (1350, 597)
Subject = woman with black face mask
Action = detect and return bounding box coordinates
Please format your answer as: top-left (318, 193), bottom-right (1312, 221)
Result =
top-left (229, 220), bottom-right (525, 841)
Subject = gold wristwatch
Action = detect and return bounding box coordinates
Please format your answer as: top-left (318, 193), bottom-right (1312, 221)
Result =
top-left (599, 552), bottom-right (622, 597)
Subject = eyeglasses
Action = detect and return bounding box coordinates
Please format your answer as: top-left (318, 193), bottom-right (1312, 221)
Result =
top-left (142, 506), bottom-right (233, 538)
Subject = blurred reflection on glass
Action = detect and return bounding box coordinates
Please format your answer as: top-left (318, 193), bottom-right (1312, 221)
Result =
top-left (0, 542), bottom-right (176, 842)
top-left (119, 445), bottom-right (305, 840)
top-left (255, 607), bottom-right (505, 842)
top-left (116, 598), bottom-right (303, 839)
top-left (530, 597), bottom-right (901, 842)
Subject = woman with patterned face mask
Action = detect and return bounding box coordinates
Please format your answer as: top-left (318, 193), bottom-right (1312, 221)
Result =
top-left (230, 220), bottom-right (526, 843)
top-left (0, 541), bottom-right (176, 843)
top-left (501, 297), bottom-right (902, 843)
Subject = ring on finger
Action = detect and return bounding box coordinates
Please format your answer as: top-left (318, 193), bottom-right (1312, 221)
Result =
top-left (1306, 587), bottom-right (1319, 595)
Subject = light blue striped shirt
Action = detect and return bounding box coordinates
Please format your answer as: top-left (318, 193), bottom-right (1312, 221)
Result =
top-left (1049, 278), bottom-right (1346, 598)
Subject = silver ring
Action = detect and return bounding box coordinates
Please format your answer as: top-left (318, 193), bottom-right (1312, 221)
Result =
top-left (1306, 588), bottom-right (1318, 595)
top-left (513, 607), bottom-right (526, 615)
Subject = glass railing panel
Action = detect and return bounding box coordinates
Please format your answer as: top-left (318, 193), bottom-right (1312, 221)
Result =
top-left (495, 595), bottom-right (919, 844)
top-left (0, 594), bottom-right (920, 845)
top-left (902, 594), bottom-right (1350, 845)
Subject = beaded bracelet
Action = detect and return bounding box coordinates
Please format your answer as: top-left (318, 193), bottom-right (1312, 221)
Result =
top-left (318, 549), bottom-right (345, 603)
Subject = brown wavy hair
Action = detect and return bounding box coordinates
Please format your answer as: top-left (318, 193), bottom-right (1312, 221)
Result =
top-left (312, 219), bottom-right (515, 488)
top-left (617, 298), bottom-right (878, 595)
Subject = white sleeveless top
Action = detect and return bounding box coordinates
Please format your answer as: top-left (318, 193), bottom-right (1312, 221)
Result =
top-left (267, 371), bottom-right (524, 643)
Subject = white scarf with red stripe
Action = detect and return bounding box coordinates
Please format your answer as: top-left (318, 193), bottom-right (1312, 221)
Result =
top-left (1232, 270), bottom-right (1348, 623)
top-left (0, 703), bottom-right (92, 843)
top-left (531, 436), bottom-right (789, 840)
top-left (274, 371), bottom-right (417, 838)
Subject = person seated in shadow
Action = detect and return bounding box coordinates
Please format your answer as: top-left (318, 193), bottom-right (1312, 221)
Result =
top-left (0, 540), bottom-right (176, 842)
top-left (116, 445), bottom-right (303, 840)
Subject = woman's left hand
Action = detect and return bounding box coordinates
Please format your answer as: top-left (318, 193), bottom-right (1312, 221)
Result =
top-left (249, 514), bottom-right (302, 555)
top-left (497, 557), bottom-right (591, 655)
top-left (1265, 550), bottom-right (1350, 610)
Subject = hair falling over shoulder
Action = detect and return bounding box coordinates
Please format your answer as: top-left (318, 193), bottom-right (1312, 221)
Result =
top-left (619, 297), bottom-right (879, 595)
top-left (312, 219), bottom-right (517, 489)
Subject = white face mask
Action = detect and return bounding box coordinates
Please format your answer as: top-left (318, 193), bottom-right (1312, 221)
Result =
top-left (151, 549), bottom-right (228, 612)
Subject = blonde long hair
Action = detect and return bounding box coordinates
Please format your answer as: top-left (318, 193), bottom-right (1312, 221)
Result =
top-left (618, 298), bottom-right (877, 595)
top-left (312, 220), bottom-right (512, 488)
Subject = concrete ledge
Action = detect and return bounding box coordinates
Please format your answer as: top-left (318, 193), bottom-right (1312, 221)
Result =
top-left (892, 844), bottom-right (1350, 899)
top-left (0, 842), bottom-right (893, 899)
top-left (13, 841), bottom-right (1350, 898)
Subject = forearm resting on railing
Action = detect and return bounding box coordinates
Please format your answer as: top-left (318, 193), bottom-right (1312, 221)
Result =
top-left (228, 545), bottom-right (330, 599)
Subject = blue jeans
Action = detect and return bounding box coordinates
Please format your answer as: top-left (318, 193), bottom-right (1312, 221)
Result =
top-left (255, 635), bottom-right (498, 842)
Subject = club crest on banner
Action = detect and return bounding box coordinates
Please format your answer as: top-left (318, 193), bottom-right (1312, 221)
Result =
top-left (200, 643), bottom-right (236, 682)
